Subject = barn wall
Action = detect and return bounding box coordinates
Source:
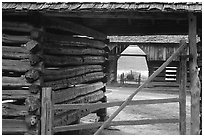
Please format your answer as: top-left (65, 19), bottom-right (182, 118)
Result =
top-left (2, 13), bottom-right (109, 135)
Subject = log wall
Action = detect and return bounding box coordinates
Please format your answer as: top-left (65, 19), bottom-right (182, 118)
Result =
top-left (2, 14), bottom-right (109, 134)
top-left (2, 19), bottom-right (43, 135)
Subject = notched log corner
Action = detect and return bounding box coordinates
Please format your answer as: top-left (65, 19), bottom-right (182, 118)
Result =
top-left (29, 54), bottom-right (42, 66)
top-left (25, 69), bottom-right (40, 83)
top-left (25, 115), bottom-right (38, 128)
top-left (29, 84), bottom-right (42, 94)
top-left (25, 96), bottom-right (40, 112)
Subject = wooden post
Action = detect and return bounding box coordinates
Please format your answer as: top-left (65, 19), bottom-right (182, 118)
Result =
top-left (188, 13), bottom-right (201, 135)
top-left (94, 40), bottom-right (187, 135)
top-left (41, 87), bottom-right (53, 135)
top-left (113, 55), bottom-right (118, 83)
top-left (179, 48), bottom-right (187, 135)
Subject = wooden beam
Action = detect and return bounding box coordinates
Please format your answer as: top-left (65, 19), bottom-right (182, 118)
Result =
top-left (44, 65), bottom-right (103, 81)
top-left (43, 32), bottom-right (106, 49)
top-left (44, 55), bottom-right (106, 67)
top-left (54, 118), bottom-right (179, 133)
top-left (2, 119), bottom-right (29, 134)
top-left (179, 49), bottom-right (187, 135)
top-left (54, 98), bottom-right (179, 110)
top-left (2, 21), bottom-right (33, 32)
top-left (94, 40), bottom-right (187, 135)
top-left (41, 87), bottom-right (53, 135)
top-left (2, 89), bottom-right (39, 100)
top-left (188, 13), bottom-right (201, 135)
top-left (53, 82), bottom-right (104, 104)
top-left (3, 34), bottom-right (31, 44)
top-left (43, 16), bottom-right (107, 41)
top-left (43, 11), bottom-right (188, 20)
top-left (44, 72), bottom-right (105, 90)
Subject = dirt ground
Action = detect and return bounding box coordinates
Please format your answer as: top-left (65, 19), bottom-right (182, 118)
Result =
top-left (71, 86), bottom-right (191, 135)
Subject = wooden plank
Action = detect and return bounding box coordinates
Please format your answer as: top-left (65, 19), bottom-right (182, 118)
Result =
top-left (54, 90), bottom-right (104, 116)
top-left (44, 55), bottom-right (106, 66)
top-left (2, 51), bottom-right (30, 59)
top-left (54, 98), bottom-right (179, 110)
top-left (53, 82), bottom-right (104, 104)
top-left (43, 32), bottom-right (106, 49)
top-left (43, 16), bottom-right (107, 41)
top-left (3, 34), bottom-right (30, 44)
top-left (44, 72), bottom-right (105, 90)
top-left (54, 118), bottom-right (179, 133)
top-left (2, 21), bottom-right (33, 32)
top-left (94, 40), bottom-right (187, 135)
top-left (2, 46), bottom-right (30, 53)
top-left (44, 65), bottom-right (103, 82)
top-left (2, 76), bottom-right (31, 88)
top-left (2, 119), bottom-right (28, 133)
top-left (188, 13), bottom-right (201, 135)
top-left (179, 50), bottom-right (187, 134)
top-left (2, 59), bottom-right (31, 72)
top-left (54, 90), bottom-right (104, 127)
top-left (43, 46), bottom-right (106, 56)
top-left (41, 87), bottom-right (53, 135)
top-left (2, 89), bottom-right (39, 100)
top-left (2, 103), bottom-right (28, 117)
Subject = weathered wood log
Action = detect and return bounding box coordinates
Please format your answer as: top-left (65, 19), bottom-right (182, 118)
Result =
top-left (83, 56), bottom-right (106, 64)
top-left (2, 45), bottom-right (30, 53)
top-left (24, 40), bottom-right (39, 52)
top-left (25, 96), bottom-right (40, 112)
top-left (53, 82), bottom-right (104, 104)
top-left (54, 90), bottom-right (104, 127)
top-left (29, 54), bottom-right (43, 66)
top-left (2, 51), bottom-right (30, 59)
top-left (44, 72), bottom-right (105, 90)
top-left (43, 16), bottom-right (106, 41)
top-left (189, 13), bottom-right (201, 135)
top-left (3, 34), bottom-right (31, 44)
top-left (2, 21), bottom-right (33, 32)
top-left (2, 103), bottom-right (28, 117)
top-left (44, 65), bottom-right (103, 81)
top-left (41, 87), bottom-right (53, 135)
top-left (44, 55), bottom-right (106, 67)
top-left (3, 59), bottom-right (31, 72)
top-left (44, 55), bottom-right (83, 67)
top-left (25, 69), bottom-right (40, 83)
top-left (29, 84), bottom-right (42, 94)
top-left (2, 89), bottom-right (40, 100)
top-left (44, 32), bottom-right (106, 49)
top-left (43, 46), bottom-right (106, 56)
top-left (2, 76), bottom-right (32, 88)
top-left (54, 90), bottom-right (104, 116)
top-left (25, 115), bottom-right (38, 128)
top-left (2, 119), bottom-right (29, 134)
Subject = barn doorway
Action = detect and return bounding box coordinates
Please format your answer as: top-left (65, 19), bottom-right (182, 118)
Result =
top-left (117, 45), bottom-right (148, 86)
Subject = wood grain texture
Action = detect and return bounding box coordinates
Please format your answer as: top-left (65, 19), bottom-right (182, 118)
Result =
top-left (3, 34), bottom-right (31, 44)
top-left (53, 82), bottom-right (104, 103)
top-left (188, 13), bottom-right (201, 135)
top-left (44, 55), bottom-right (106, 67)
top-left (44, 72), bottom-right (105, 90)
top-left (44, 65), bottom-right (103, 81)
top-left (2, 59), bottom-right (31, 72)
top-left (43, 32), bottom-right (106, 49)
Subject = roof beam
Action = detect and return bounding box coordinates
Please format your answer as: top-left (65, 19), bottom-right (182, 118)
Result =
top-left (43, 11), bottom-right (188, 21)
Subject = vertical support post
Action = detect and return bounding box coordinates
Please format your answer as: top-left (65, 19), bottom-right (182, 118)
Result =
top-left (113, 55), bottom-right (118, 83)
top-left (188, 13), bottom-right (201, 135)
top-left (41, 87), bottom-right (53, 135)
top-left (179, 46), bottom-right (187, 135)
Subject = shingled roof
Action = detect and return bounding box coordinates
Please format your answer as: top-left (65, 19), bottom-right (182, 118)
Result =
top-left (2, 2), bottom-right (202, 12)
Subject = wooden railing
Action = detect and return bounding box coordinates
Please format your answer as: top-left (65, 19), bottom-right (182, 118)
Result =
top-left (40, 39), bottom-right (188, 135)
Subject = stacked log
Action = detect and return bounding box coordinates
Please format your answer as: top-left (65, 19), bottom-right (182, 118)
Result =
top-left (2, 21), bottom-right (42, 135)
top-left (42, 32), bottom-right (109, 128)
